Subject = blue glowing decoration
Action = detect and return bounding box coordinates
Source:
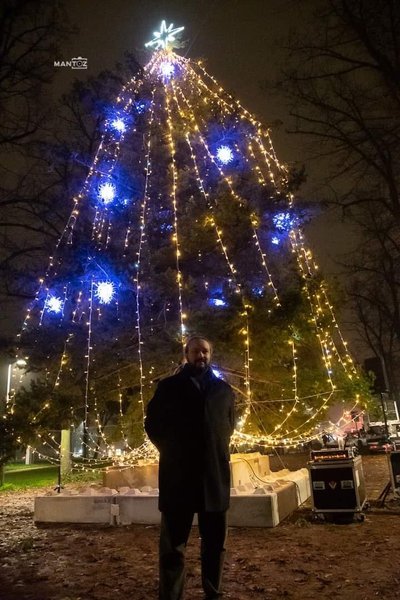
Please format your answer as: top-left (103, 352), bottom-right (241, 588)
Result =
top-left (94, 162), bottom-right (139, 208)
top-left (271, 236), bottom-right (280, 246)
top-left (134, 101), bottom-right (147, 114)
top-left (98, 182), bottom-right (116, 205)
top-left (273, 212), bottom-right (294, 232)
top-left (95, 281), bottom-right (115, 304)
top-left (111, 118), bottom-right (126, 134)
top-left (252, 286), bottom-right (264, 297)
top-left (212, 368), bottom-right (223, 379)
top-left (160, 223), bottom-right (174, 232)
top-left (104, 106), bottom-right (133, 135)
top-left (216, 145), bottom-right (234, 164)
top-left (46, 295), bottom-right (63, 314)
top-left (159, 60), bottom-right (175, 80)
top-left (209, 298), bottom-right (227, 307)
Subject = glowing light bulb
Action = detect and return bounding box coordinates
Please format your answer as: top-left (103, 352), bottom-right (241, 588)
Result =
top-left (135, 101), bottom-right (147, 114)
top-left (159, 61), bottom-right (175, 79)
top-left (145, 20), bottom-right (185, 50)
top-left (273, 212), bottom-right (294, 232)
top-left (98, 182), bottom-right (116, 204)
top-left (216, 145), bottom-right (234, 164)
top-left (111, 118), bottom-right (126, 133)
top-left (46, 295), bottom-right (63, 314)
top-left (271, 236), bottom-right (280, 245)
top-left (96, 281), bottom-right (115, 304)
top-left (209, 298), bottom-right (227, 307)
top-left (252, 286), bottom-right (264, 296)
top-left (212, 368), bottom-right (223, 379)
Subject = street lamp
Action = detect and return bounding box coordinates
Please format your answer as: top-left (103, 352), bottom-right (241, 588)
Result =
top-left (4, 358), bottom-right (32, 465)
top-left (6, 358), bottom-right (27, 405)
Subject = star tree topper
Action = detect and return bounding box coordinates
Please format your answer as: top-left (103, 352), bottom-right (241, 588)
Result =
top-left (145, 20), bottom-right (185, 51)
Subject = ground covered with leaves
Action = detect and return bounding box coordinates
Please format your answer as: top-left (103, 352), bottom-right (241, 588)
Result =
top-left (1, 454), bottom-right (399, 600)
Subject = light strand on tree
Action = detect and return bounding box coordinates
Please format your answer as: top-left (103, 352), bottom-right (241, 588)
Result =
top-left (170, 80), bottom-right (253, 427)
top-left (91, 381), bottom-right (114, 456)
top-left (164, 80), bottom-right (186, 346)
top-left (83, 277), bottom-right (94, 437)
top-left (15, 74), bottom-right (144, 344)
top-left (177, 72), bottom-right (281, 310)
top-left (135, 87), bottom-right (156, 422)
top-left (250, 214), bottom-right (281, 308)
top-left (173, 69), bottom-right (335, 442)
top-left (173, 71), bottom-right (282, 309)
top-left (116, 372), bottom-right (130, 451)
top-left (271, 339), bottom-right (300, 436)
top-left (54, 333), bottom-right (74, 389)
top-left (290, 226), bottom-right (357, 378)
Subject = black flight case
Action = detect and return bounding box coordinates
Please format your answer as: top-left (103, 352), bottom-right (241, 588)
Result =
top-left (388, 451), bottom-right (400, 496)
top-left (308, 449), bottom-right (367, 520)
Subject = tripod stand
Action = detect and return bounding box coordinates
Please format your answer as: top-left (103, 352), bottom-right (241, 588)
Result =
top-left (377, 481), bottom-right (391, 507)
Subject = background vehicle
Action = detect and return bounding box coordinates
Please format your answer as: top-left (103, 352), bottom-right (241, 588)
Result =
top-left (366, 437), bottom-right (394, 453)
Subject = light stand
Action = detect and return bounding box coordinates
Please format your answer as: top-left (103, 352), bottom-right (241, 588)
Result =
top-left (380, 391), bottom-right (390, 439)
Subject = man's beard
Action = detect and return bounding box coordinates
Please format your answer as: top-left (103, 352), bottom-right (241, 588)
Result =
top-left (191, 360), bottom-right (209, 373)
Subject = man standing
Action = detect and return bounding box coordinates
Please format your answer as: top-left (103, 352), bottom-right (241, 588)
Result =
top-left (145, 336), bottom-right (235, 600)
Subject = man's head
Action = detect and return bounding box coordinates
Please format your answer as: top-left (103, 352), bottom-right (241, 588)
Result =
top-left (184, 336), bottom-right (212, 372)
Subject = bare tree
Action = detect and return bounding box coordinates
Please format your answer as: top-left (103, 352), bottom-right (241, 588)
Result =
top-left (345, 205), bottom-right (400, 401)
top-left (278, 0), bottom-right (400, 409)
top-left (280, 0), bottom-right (400, 212)
top-left (0, 0), bottom-right (140, 325)
top-left (0, 0), bottom-right (76, 322)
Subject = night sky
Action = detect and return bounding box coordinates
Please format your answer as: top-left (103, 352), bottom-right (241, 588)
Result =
top-left (56, 0), bottom-right (304, 153)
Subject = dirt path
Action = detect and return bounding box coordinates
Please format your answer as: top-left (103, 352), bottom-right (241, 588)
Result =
top-left (1, 455), bottom-right (399, 600)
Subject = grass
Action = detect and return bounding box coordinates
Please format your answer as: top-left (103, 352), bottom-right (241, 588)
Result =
top-left (1, 462), bottom-right (102, 491)
top-left (5, 463), bottom-right (56, 472)
top-left (1, 465), bottom-right (59, 491)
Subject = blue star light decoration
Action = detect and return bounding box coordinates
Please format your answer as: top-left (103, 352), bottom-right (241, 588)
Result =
top-left (145, 20), bottom-right (184, 51)
top-left (216, 145), bottom-right (234, 165)
top-left (98, 181), bottom-right (117, 205)
top-left (212, 367), bottom-right (223, 379)
top-left (95, 281), bottom-right (115, 304)
top-left (209, 298), bottom-right (227, 307)
top-left (135, 101), bottom-right (147, 114)
top-left (160, 60), bottom-right (175, 79)
top-left (273, 212), bottom-right (294, 232)
top-left (111, 117), bottom-right (126, 134)
top-left (46, 295), bottom-right (63, 314)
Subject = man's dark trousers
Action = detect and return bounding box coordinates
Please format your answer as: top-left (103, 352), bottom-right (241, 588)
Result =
top-left (159, 510), bottom-right (227, 600)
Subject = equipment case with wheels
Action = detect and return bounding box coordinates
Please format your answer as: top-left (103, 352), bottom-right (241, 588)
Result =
top-left (388, 451), bottom-right (400, 496)
top-left (308, 455), bottom-right (366, 515)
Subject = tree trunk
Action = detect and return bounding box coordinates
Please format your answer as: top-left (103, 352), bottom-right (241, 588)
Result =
top-left (92, 430), bottom-right (103, 461)
top-left (82, 425), bottom-right (89, 459)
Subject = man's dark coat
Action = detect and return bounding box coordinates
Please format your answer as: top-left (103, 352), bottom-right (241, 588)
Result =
top-left (145, 364), bottom-right (235, 513)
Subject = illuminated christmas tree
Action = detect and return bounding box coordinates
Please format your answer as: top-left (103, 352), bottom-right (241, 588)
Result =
top-left (10, 22), bottom-right (370, 470)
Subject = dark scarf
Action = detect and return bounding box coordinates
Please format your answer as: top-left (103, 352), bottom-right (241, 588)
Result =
top-left (182, 363), bottom-right (213, 392)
